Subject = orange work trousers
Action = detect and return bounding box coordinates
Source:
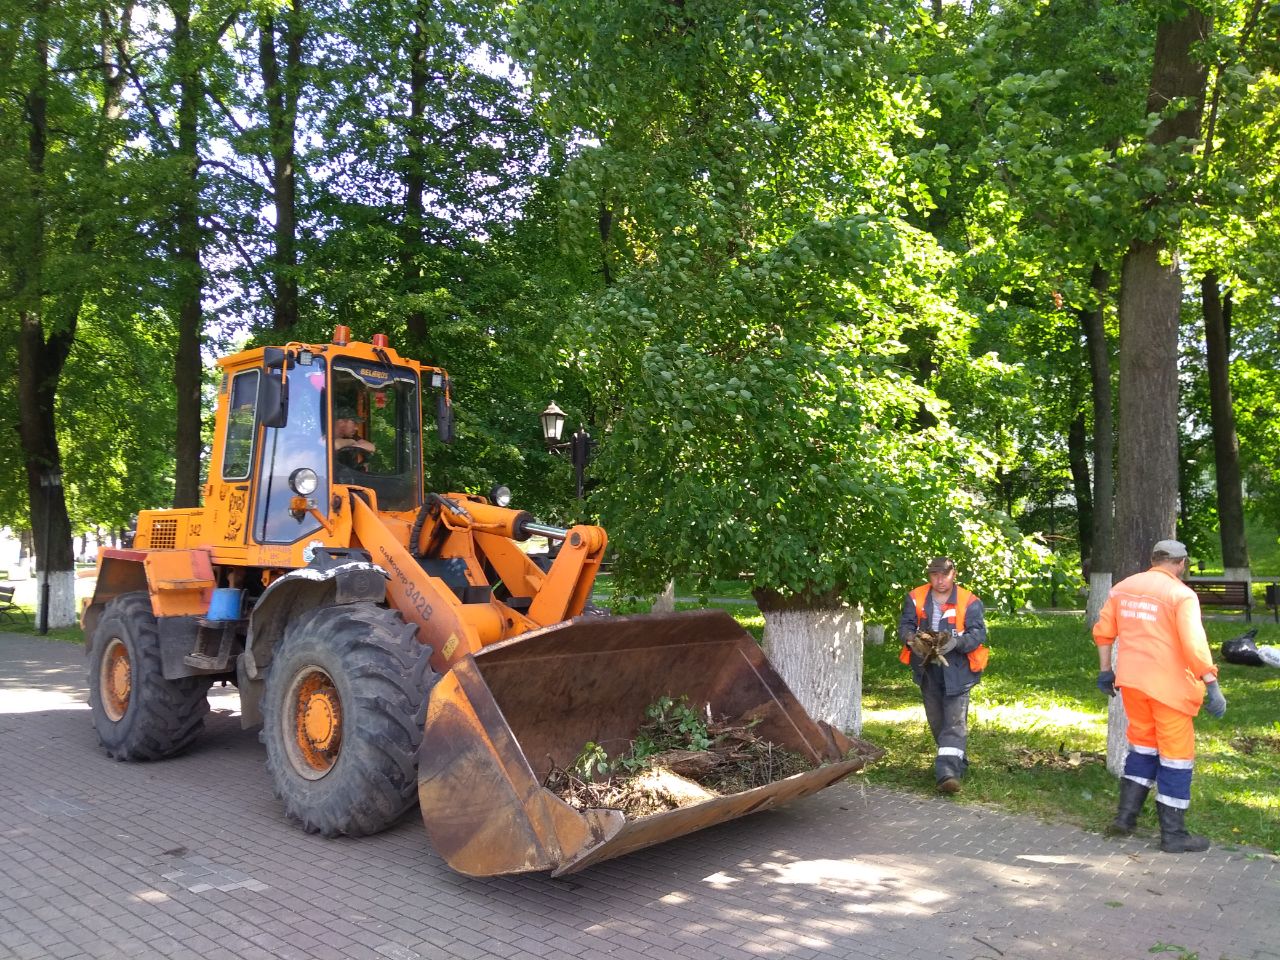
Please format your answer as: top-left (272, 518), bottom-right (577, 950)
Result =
top-left (1120, 686), bottom-right (1195, 760)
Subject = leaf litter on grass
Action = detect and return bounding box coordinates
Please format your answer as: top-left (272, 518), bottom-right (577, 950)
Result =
top-left (1007, 740), bottom-right (1105, 771)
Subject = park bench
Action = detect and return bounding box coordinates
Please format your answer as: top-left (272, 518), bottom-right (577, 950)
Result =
top-left (0, 584), bottom-right (30, 626)
top-left (1186, 578), bottom-right (1252, 622)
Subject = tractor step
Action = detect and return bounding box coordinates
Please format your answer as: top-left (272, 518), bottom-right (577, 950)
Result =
top-left (184, 619), bottom-right (244, 672)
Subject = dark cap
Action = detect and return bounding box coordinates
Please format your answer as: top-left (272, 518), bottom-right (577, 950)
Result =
top-left (1151, 539), bottom-right (1188, 561)
top-left (926, 556), bottom-right (956, 574)
top-left (335, 406), bottom-right (362, 421)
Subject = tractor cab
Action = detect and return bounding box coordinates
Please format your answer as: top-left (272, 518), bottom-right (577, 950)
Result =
top-left (212, 328), bottom-right (452, 553)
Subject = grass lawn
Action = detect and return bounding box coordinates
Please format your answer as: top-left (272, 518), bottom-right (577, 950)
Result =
top-left (602, 582), bottom-right (1279, 854)
top-left (0, 603), bottom-right (82, 644)
top-left (859, 613), bottom-right (1280, 855)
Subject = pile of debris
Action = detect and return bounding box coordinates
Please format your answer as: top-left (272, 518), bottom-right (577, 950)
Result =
top-left (907, 629), bottom-right (954, 666)
top-left (545, 710), bottom-right (817, 819)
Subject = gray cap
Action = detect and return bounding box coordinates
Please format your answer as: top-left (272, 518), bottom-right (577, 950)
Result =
top-left (1151, 539), bottom-right (1188, 560)
top-left (926, 556), bottom-right (956, 574)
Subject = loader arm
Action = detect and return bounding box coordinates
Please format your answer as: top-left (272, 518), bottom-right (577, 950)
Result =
top-left (348, 493), bottom-right (607, 673)
top-left (349, 494), bottom-right (495, 671)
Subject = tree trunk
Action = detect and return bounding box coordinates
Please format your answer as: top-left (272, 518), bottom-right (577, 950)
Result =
top-left (171, 0), bottom-right (205, 509)
top-left (1081, 264), bottom-right (1114, 625)
top-left (1115, 245), bottom-right (1185, 580)
top-left (1067, 411), bottom-right (1092, 571)
top-left (650, 579), bottom-right (676, 614)
top-left (1202, 273), bottom-right (1248, 573)
top-left (1109, 4), bottom-right (1211, 775)
top-left (14, 5), bottom-right (77, 629)
top-left (755, 590), bottom-right (863, 734)
top-left (1105, 688), bottom-right (1129, 776)
top-left (260, 0), bottom-right (304, 333)
top-left (401, 7), bottom-right (431, 351)
top-left (1114, 7), bottom-right (1211, 581)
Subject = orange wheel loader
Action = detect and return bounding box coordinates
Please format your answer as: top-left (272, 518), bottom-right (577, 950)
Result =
top-left (81, 328), bottom-right (874, 876)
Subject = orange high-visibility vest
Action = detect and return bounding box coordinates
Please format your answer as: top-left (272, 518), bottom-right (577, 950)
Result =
top-left (900, 584), bottom-right (990, 672)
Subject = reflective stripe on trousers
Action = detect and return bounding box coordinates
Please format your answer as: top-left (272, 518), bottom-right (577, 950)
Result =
top-left (920, 667), bottom-right (969, 782)
top-left (1120, 687), bottom-right (1196, 809)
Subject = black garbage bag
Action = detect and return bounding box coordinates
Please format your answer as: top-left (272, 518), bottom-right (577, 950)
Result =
top-left (1221, 628), bottom-right (1264, 667)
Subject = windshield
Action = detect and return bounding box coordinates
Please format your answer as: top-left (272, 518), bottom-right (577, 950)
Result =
top-left (255, 356), bottom-right (330, 544)
top-left (330, 358), bottom-right (421, 512)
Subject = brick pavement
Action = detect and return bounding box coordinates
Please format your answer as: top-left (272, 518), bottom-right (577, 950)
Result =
top-left (1, 633), bottom-right (1276, 960)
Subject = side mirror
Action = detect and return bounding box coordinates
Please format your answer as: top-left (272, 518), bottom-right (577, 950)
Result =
top-left (259, 369), bottom-right (288, 428)
top-left (263, 347), bottom-right (287, 370)
top-left (436, 393), bottom-right (455, 444)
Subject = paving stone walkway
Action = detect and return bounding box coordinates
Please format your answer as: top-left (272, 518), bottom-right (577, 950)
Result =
top-left (2, 633), bottom-right (1276, 960)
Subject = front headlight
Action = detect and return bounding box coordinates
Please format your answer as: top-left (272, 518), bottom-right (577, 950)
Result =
top-left (489, 484), bottom-right (512, 507)
top-left (289, 468), bottom-right (319, 496)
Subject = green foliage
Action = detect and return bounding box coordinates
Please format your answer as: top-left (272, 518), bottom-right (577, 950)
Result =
top-left (570, 741), bottom-right (613, 780)
top-left (570, 695), bottom-right (715, 778)
top-left (508, 0), bottom-right (1048, 618)
top-left (637, 695), bottom-right (713, 755)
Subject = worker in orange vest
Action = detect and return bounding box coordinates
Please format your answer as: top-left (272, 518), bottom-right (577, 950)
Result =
top-left (1093, 539), bottom-right (1226, 853)
top-left (897, 556), bottom-right (989, 794)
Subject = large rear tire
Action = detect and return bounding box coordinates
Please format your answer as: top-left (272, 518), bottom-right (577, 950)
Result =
top-left (261, 603), bottom-right (434, 837)
top-left (87, 591), bottom-right (212, 760)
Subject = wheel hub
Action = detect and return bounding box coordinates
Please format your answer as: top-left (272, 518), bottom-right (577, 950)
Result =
top-left (289, 669), bottom-right (343, 777)
top-left (100, 638), bottom-right (131, 722)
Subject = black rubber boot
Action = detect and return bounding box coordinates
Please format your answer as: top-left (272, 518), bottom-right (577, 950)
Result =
top-left (1105, 779), bottom-right (1150, 837)
top-left (1156, 802), bottom-right (1210, 853)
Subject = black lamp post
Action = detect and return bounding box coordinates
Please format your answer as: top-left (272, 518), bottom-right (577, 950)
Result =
top-left (540, 402), bottom-right (592, 499)
top-left (38, 468), bottom-right (62, 635)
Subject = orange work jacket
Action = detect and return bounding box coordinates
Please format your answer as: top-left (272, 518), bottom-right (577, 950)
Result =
top-left (1093, 566), bottom-right (1217, 716)
top-left (900, 584), bottom-right (990, 673)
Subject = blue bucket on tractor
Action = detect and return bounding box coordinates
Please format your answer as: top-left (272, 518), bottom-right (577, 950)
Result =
top-left (205, 588), bottom-right (243, 622)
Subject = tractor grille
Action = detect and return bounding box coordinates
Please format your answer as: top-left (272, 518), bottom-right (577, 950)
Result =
top-left (148, 518), bottom-right (179, 550)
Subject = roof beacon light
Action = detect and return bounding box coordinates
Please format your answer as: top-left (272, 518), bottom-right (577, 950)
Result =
top-left (332, 325), bottom-right (350, 346)
top-left (372, 333), bottom-right (389, 349)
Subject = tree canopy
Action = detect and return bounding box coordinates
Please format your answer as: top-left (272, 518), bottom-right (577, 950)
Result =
top-left (3, 0), bottom-right (1278, 634)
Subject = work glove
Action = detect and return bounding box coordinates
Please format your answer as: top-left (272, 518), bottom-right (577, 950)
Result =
top-left (1096, 670), bottom-right (1116, 697)
top-left (907, 633), bottom-right (931, 658)
top-left (1203, 679), bottom-right (1227, 718)
top-left (937, 633), bottom-right (959, 656)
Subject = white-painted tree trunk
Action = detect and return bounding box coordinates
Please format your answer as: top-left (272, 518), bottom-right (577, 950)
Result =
top-left (761, 606), bottom-right (863, 735)
top-left (1106, 693), bottom-right (1129, 777)
top-left (650, 579), bottom-right (676, 614)
top-left (1086, 571), bottom-right (1112, 628)
top-left (1104, 639), bottom-right (1129, 776)
top-left (37, 570), bottom-right (78, 629)
top-left (1087, 574), bottom-right (1128, 775)
top-left (1222, 567), bottom-right (1251, 584)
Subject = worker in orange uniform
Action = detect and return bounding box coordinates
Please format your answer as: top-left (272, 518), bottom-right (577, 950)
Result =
top-left (1093, 539), bottom-right (1227, 853)
top-left (897, 556), bottom-right (989, 794)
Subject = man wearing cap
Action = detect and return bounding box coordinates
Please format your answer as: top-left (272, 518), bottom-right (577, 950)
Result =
top-left (334, 407), bottom-right (375, 464)
top-left (1093, 539), bottom-right (1226, 853)
top-left (897, 557), bottom-right (989, 794)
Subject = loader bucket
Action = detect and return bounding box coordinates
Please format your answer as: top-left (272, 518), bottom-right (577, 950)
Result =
top-left (417, 609), bottom-right (879, 877)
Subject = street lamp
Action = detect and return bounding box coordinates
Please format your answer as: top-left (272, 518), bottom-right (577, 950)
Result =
top-left (38, 468), bottom-right (62, 635)
top-left (540, 402), bottom-right (566, 445)
top-left (540, 402), bottom-right (592, 499)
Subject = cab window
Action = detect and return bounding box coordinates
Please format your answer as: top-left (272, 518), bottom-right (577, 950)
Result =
top-left (222, 370), bottom-right (260, 481)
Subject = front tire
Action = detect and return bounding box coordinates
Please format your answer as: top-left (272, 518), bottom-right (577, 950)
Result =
top-left (261, 603), bottom-right (434, 837)
top-left (87, 591), bottom-right (212, 760)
